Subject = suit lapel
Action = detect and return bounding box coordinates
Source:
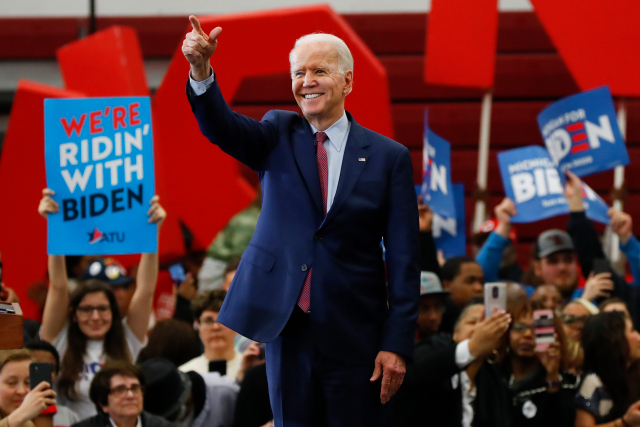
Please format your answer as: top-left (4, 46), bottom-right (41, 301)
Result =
top-left (292, 118), bottom-right (324, 215)
top-left (323, 113), bottom-right (369, 225)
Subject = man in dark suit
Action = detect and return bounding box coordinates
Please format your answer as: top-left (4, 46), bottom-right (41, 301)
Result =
top-left (182, 15), bottom-right (420, 426)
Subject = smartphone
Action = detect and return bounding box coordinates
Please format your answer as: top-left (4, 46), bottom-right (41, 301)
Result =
top-left (534, 309), bottom-right (556, 352)
top-left (592, 258), bottom-right (612, 275)
top-left (208, 360), bottom-right (227, 376)
top-left (0, 302), bottom-right (15, 314)
top-left (484, 282), bottom-right (507, 317)
top-left (168, 263), bottom-right (186, 285)
top-left (29, 362), bottom-right (52, 390)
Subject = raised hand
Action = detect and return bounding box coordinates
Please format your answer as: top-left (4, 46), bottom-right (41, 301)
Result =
top-left (417, 195), bottom-right (433, 232)
top-left (370, 351), bottom-right (405, 404)
top-left (468, 309), bottom-right (511, 358)
top-left (494, 198), bottom-right (516, 238)
top-left (609, 208), bottom-right (633, 244)
top-left (537, 339), bottom-right (561, 383)
top-left (38, 188), bottom-right (59, 219)
top-left (623, 400), bottom-right (640, 427)
top-left (147, 195), bottom-right (167, 229)
top-left (582, 271), bottom-right (614, 301)
top-left (182, 15), bottom-right (223, 81)
top-left (564, 171), bottom-right (584, 212)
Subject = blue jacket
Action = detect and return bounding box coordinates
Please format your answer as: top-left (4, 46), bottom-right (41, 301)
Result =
top-left (187, 78), bottom-right (420, 364)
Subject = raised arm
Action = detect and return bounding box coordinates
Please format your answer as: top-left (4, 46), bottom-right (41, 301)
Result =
top-left (125, 195), bottom-right (166, 342)
top-left (38, 189), bottom-right (69, 343)
top-left (475, 198), bottom-right (516, 282)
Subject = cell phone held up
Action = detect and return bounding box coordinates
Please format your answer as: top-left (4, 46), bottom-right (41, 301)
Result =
top-left (484, 282), bottom-right (507, 318)
top-left (29, 362), bottom-right (52, 391)
top-left (534, 309), bottom-right (556, 352)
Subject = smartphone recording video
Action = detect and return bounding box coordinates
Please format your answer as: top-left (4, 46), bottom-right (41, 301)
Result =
top-left (484, 282), bottom-right (507, 318)
top-left (534, 309), bottom-right (556, 352)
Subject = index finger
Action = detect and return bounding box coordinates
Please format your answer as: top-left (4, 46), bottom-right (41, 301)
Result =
top-left (42, 188), bottom-right (55, 196)
top-left (189, 15), bottom-right (204, 36)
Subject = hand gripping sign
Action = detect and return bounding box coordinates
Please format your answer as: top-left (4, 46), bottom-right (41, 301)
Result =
top-left (498, 146), bottom-right (610, 224)
top-left (433, 184), bottom-right (467, 258)
top-left (537, 86), bottom-right (629, 177)
top-left (421, 113), bottom-right (456, 220)
top-left (45, 97), bottom-right (156, 255)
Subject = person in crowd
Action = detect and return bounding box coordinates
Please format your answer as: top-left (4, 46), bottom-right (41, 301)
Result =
top-left (0, 350), bottom-right (57, 427)
top-left (24, 341), bottom-right (80, 427)
top-left (415, 272), bottom-right (449, 342)
top-left (220, 258), bottom-right (240, 292)
top-left (197, 191), bottom-right (261, 293)
top-left (417, 198), bottom-right (443, 277)
top-left (473, 300), bottom-right (580, 427)
top-left (561, 299), bottom-right (598, 343)
top-left (140, 358), bottom-right (238, 427)
top-left (394, 301), bottom-right (511, 427)
top-left (608, 208), bottom-right (640, 285)
top-left (137, 320), bottom-right (202, 367)
top-left (599, 298), bottom-right (632, 321)
top-left (531, 284), bottom-right (563, 311)
top-left (72, 363), bottom-right (174, 427)
top-left (37, 189), bottom-right (165, 420)
top-left (439, 257), bottom-right (485, 333)
top-left (575, 311), bottom-right (640, 426)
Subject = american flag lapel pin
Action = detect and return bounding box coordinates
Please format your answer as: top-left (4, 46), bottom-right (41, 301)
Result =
top-left (358, 157), bottom-right (366, 162)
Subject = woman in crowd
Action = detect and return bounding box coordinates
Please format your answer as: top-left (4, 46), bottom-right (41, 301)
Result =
top-left (37, 189), bottom-right (165, 420)
top-left (0, 350), bottom-right (57, 427)
top-left (599, 298), bottom-right (632, 320)
top-left (473, 300), bottom-right (579, 426)
top-left (575, 311), bottom-right (640, 426)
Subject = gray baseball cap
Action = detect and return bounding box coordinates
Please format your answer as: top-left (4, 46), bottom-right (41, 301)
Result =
top-left (420, 271), bottom-right (449, 297)
top-left (536, 229), bottom-right (575, 258)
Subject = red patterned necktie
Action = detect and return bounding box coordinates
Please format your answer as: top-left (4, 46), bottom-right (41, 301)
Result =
top-left (297, 131), bottom-right (329, 312)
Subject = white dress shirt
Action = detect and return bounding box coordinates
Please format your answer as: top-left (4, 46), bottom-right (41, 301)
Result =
top-left (454, 339), bottom-right (478, 427)
top-left (189, 71), bottom-right (351, 213)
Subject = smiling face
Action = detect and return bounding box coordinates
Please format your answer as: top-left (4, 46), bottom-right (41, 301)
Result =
top-left (290, 41), bottom-right (353, 130)
top-left (0, 360), bottom-right (30, 416)
top-left (74, 291), bottom-right (113, 340)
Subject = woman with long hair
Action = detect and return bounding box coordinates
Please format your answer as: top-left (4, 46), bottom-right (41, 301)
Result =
top-left (575, 311), bottom-right (640, 426)
top-left (37, 189), bottom-right (165, 420)
top-left (0, 350), bottom-right (57, 427)
top-left (473, 300), bottom-right (580, 427)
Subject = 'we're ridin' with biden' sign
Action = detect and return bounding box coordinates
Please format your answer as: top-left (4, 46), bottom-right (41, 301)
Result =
top-left (44, 97), bottom-right (156, 255)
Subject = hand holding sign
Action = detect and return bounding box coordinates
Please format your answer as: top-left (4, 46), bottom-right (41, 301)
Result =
top-left (564, 171), bottom-right (584, 212)
top-left (38, 189), bottom-right (59, 218)
top-left (609, 208), bottom-right (633, 245)
top-left (183, 16), bottom-right (223, 82)
top-left (494, 198), bottom-right (516, 239)
top-left (147, 195), bottom-right (166, 229)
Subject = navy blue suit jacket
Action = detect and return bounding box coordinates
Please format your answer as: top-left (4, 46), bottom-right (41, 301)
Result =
top-left (187, 77), bottom-right (420, 364)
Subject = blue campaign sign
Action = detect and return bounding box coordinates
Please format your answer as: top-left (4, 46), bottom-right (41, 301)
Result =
top-left (44, 97), bottom-right (156, 255)
top-left (582, 182), bottom-right (610, 225)
top-left (421, 113), bottom-right (456, 219)
top-left (498, 146), bottom-right (569, 223)
top-left (538, 86), bottom-right (629, 177)
top-left (433, 184), bottom-right (467, 258)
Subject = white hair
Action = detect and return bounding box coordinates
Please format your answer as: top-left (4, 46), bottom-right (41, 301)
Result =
top-left (289, 33), bottom-right (354, 74)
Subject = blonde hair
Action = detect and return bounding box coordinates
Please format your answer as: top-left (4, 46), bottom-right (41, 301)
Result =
top-left (0, 350), bottom-right (33, 374)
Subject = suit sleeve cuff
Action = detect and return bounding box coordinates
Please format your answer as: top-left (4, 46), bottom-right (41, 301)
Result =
top-left (455, 339), bottom-right (477, 369)
top-left (189, 68), bottom-right (215, 96)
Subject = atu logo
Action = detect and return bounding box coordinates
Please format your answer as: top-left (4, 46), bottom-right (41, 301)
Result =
top-left (88, 227), bottom-right (125, 244)
top-left (546, 114), bottom-right (616, 165)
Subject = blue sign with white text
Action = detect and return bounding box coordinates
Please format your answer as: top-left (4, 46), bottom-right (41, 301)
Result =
top-left (44, 97), bottom-right (156, 255)
top-left (498, 146), bottom-right (568, 223)
top-left (582, 182), bottom-right (610, 225)
top-left (421, 113), bottom-right (456, 220)
top-left (538, 86), bottom-right (629, 177)
top-left (433, 184), bottom-right (467, 258)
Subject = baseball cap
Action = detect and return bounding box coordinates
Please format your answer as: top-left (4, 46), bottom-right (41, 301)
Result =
top-left (420, 271), bottom-right (449, 297)
top-left (536, 229), bottom-right (575, 258)
top-left (82, 258), bottom-right (134, 287)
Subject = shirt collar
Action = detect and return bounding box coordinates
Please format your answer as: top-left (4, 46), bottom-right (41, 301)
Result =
top-left (308, 112), bottom-right (349, 152)
top-left (109, 415), bottom-right (142, 427)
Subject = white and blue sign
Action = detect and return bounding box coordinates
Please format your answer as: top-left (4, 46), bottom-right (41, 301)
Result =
top-left (433, 184), bottom-right (466, 258)
top-left (421, 112), bottom-right (456, 220)
top-left (582, 182), bottom-right (610, 225)
top-left (44, 97), bottom-right (156, 255)
top-left (538, 86), bottom-right (629, 177)
top-left (498, 146), bottom-right (568, 223)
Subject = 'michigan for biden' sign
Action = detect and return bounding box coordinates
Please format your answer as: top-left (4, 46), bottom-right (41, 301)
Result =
top-left (44, 97), bottom-right (156, 255)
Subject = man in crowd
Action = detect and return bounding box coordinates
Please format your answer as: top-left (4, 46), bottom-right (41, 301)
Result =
top-left (182, 14), bottom-right (419, 426)
top-left (439, 257), bottom-right (484, 333)
top-left (416, 272), bottom-right (449, 342)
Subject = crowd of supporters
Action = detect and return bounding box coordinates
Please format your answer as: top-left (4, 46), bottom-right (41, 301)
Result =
top-left (2, 168), bottom-right (640, 427)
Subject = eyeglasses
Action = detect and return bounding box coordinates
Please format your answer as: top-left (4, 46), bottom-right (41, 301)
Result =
top-left (77, 305), bottom-right (111, 315)
top-left (511, 323), bottom-right (536, 333)
top-left (561, 313), bottom-right (590, 325)
top-left (110, 383), bottom-right (143, 397)
top-left (199, 318), bottom-right (218, 327)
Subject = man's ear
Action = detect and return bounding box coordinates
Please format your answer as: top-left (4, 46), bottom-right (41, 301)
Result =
top-left (343, 70), bottom-right (353, 96)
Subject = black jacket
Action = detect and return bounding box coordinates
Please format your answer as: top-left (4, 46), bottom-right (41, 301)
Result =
top-left (393, 333), bottom-right (464, 426)
top-left (72, 411), bottom-right (177, 427)
top-left (472, 362), bottom-right (579, 427)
